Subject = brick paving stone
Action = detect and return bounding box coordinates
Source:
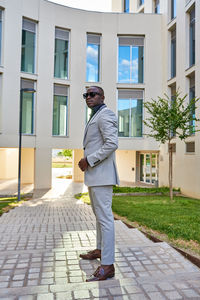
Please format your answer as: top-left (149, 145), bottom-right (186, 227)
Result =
top-left (128, 294), bottom-right (148, 300)
top-left (182, 289), bottom-right (200, 298)
top-left (0, 184), bottom-right (200, 300)
top-left (73, 289), bottom-right (90, 299)
top-left (56, 292), bottom-right (73, 300)
top-left (37, 294), bottom-right (53, 300)
top-left (91, 288), bottom-right (108, 298)
top-left (148, 292), bottom-right (166, 299)
top-left (109, 287), bottom-right (126, 296)
top-left (165, 291), bottom-right (182, 299)
top-left (0, 282), bottom-right (9, 288)
top-left (18, 296), bottom-right (35, 300)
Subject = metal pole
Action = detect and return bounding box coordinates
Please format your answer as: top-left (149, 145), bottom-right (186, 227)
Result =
top-left (17, 89), bottom-right (23, 201)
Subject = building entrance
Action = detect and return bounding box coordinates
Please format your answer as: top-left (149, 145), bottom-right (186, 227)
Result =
top-left (139, 153), bottom-right (158, 184)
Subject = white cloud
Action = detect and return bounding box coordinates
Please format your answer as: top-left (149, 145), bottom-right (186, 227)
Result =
top-left (120, 59), bottom-right (130, 67)
top-left (87, 45), bottom-right (98, 60)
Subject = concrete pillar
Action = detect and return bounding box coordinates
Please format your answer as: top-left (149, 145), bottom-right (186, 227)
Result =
top-left (34, 147), bottom-right (52, 189)
top-left (21, 148), bottom-right (34, 184)
top-left (0, 148), bottom-right (18, 179)
top-left (73, 149), bottom-right (84, 182)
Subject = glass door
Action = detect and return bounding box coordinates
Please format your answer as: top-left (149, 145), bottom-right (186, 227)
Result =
top-left (139, 153), bottom-right (158, 184)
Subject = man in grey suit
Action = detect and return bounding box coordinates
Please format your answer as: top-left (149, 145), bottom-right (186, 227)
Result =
top-left (78, 86), bottom-right (119, 281)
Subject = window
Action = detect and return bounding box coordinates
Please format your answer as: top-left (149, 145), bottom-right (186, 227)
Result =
top-left (118, 36), bottom-right (144, 83)
top-left (124, 0), bottom-right (129, 12)
top-left (53, 85), bottom-right (68, 136)
top-left (189, 7), bottom-right (195, 67)
top-left (54, 28), bottom-right (69, 79)
top-left (189, 74), bottom-right (195, 135)
top-left (21, 19), bottom-right (36, 73)
top-left (171, 28), bottom-right (176, 78)
top-left (86, 106), bottom-right (92, 124)
top-left (86, 34), bottom-right (100, 82)
top-left (171, 0), bottom-right (176, 19)
top-left (118, 90), bottom-right (143, 137)
top-left (21, 79), bottom-right (35, 134)
top-left (139, 0), bottom-right (144, 6)
top-left (0, 9), bottom-right (2, 65)
top-left (186, 142), bottom-right (195, 153)
top-left (154, 0), bottom-right (160, 13)
top-left (171, 84), bottom-right (176, 137)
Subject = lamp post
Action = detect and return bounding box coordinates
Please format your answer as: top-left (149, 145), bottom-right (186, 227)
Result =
top-left (18, 88), bottom-right (36, 202)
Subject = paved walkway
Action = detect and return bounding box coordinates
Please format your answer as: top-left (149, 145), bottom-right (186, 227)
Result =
top-left (0, 183), bottom-right (200, 300)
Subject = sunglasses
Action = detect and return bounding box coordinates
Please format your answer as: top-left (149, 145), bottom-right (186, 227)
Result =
top-left (83, 92), bottom-right (101, 99)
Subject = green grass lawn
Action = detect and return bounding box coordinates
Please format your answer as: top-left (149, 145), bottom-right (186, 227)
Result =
top-left (112, 195), bottom-right (200, 243)
top-left (0, 197), bottom-right (18, 215)
top-left (113, 186), bottom-right (180, 194)
top-left (0, 197), bottom-right (30, 215)
top-left (75, 192), bottom-right (200, 255)
top-left (52, 162), bottom-right (72, 168)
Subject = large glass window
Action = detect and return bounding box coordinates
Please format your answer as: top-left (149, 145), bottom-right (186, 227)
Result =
top-left (189, 75), bottom-right (195, 135)
top-left (118, 90), bottom-right (143, 137)
top-left (171, 0), bottom-right (176, 19)
top-left (171, 84), bottom-right (176, 137)
top-left (21, 79), bottom-right (35, 134)
top-left (0, 9), bottom-right (2, 65)
top-left (21, 19), bottom-right (36, 73)
top-left (154, 0), bottom-right (160, 13)
top-left (124, 0), bottom-right (129, 12)
top-left (171, 28), bottom-right (176, 78)
top-left (189, 7), bottom-right (195, 67)
top-left (118, 37), bottom-right (144, 83)
top-left (54, 28), bottom-right (69, 79)
top-left (53, 85), bottom-right (68, 136)
top-left (86, 34), bottom-right (100, 82)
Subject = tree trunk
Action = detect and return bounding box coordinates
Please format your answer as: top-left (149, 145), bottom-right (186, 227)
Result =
top-left (168, 142), bottom-right (173, 201)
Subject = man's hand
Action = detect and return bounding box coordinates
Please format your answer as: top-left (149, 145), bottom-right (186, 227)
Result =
top-left (78, 158), bottom-right (89, 172)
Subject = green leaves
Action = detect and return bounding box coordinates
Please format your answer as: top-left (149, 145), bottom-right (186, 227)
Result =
top-left (144, 92), bottom-right (200, 143)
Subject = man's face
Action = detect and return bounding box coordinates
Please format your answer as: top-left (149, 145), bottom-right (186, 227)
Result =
top-left (85, 87), bottom-right (104, 108)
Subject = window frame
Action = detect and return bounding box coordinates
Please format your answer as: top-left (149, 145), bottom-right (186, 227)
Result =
top-left (170, 28), bottom-right (176, 78)
top-left (0, 9), bottom-right (3, 66)
top-left (21, 79), bottom-right (36, 135)
top-left (52, 84), bottom-right (69, 137)
top-left (118, 36), bottom-right (144, 84)
top-left (124, 0), bottom-right (129, 13)
top-left (21, 18), bottom-right (37, 74)
top-left (171, 0), bottom-right (176, 20)
top-left (54, 27), bottom-right (70, 80)
top-left (189, 6), bottom-right (195, 67)
top-left (86, 33), bottom-right (101, 83)
top-left (117, 89), bottom-right (144, 138)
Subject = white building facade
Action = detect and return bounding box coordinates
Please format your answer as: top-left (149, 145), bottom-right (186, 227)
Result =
top-left (0, 0), bottom-right (199, 198)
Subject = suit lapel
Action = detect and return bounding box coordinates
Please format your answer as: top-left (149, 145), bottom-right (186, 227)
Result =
top-left (83, 106), bottom-right (106, 145)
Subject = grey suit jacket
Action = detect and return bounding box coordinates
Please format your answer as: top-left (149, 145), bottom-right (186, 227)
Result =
top-left (83, 105), bottom-right (120, 187)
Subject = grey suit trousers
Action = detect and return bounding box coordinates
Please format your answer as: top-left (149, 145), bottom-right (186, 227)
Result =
top-left (88, 185), bottom-right (115, 265)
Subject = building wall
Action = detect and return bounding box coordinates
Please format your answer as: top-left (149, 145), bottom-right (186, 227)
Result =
top-left (159, 0), bottom-right (200, 199)
top-left (0, 148), bottom-right (18, 179)
top-left (0, 0), bottom-right (161, 189)
top-left (116, 150), bottom-right (136, 182)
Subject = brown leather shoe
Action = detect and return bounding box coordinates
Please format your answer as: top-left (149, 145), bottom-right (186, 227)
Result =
top-left (86, 264), bottom-right (115, 282)
top-left (79, 249), bottom-right (101, 260)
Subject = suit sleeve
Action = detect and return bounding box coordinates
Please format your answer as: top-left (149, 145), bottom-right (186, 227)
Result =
top-left (86, 110), bottom-right (118, 167)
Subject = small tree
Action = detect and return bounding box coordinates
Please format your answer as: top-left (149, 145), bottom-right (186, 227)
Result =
top-left (57, 149), bottom-right (73, 158)
top-left (144, 92), bottom-right (200, 201)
